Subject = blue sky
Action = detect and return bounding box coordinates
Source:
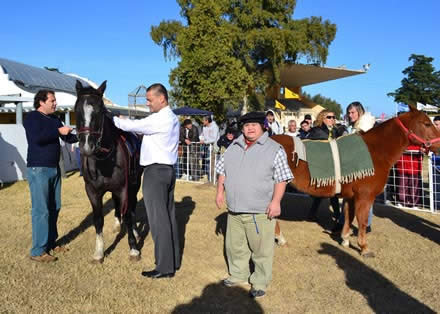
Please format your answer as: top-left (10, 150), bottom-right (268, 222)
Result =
top-left (1, 0), bottom-right (439, 117)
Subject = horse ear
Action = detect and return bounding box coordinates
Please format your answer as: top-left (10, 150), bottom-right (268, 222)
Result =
top-left (408, 102), bottom-right (418, 112)
top-left (97, 81), bottom-right (107, 95)
top-left (76, 80), bottom-right (83, 93)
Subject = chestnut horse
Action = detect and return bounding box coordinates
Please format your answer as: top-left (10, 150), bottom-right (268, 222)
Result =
top-left (272, 105), bottom-right (440, 257)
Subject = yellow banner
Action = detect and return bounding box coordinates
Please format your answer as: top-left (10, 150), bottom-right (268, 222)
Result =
top-left (275, 100), bottom-right (286, 110)
top-left (285, 88), bottom-right (300, 99)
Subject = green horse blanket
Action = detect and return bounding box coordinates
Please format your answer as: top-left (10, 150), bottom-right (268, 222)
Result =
top-left (303, 134), bottom-right (375, 187)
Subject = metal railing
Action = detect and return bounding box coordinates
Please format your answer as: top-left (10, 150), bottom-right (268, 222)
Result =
top-left (284, 149), bottom-right (439, 214)
top-left (175, 143), bottom-right (216, 184)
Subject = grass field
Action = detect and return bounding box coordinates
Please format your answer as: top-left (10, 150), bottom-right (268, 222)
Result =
top-left (1, 172), bottom-right (440, 313)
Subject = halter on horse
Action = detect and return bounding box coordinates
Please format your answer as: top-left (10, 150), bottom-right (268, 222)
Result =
top-left (75, 80), bottom-right (143, 263)
top-left (272, 105), bottom-right (440, 257)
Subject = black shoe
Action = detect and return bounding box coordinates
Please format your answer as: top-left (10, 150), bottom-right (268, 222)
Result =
top-left (249, 289), bottom-right (265, 298)
top-left (366, 226), bottom-right (372, 233)
top-left (331, 223), bottom-right (343, 233)
top-left (141, 269), bottom-right (175, 279)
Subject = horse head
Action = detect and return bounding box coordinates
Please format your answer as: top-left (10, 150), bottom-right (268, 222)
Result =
top-left (396, 104), bottom-right (440, 155)
top-left (74, 80), bottom-right (107, 156)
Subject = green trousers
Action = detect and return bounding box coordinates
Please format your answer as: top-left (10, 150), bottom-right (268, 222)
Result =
top-left (225, 212), bottom-right (276, 291)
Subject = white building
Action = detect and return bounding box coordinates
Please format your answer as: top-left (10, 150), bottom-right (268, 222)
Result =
top-left (0, 58), bottom-right (147, 183)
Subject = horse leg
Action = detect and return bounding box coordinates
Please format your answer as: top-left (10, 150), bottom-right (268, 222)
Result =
top-left (341, 198), bottom-right (354, 248)
top-left (112, 194), bottom-right (122, 233)
top-left (355, 199), bottom-right (375, 257)
top-left (85, 186), bottom-right (105, 263)
top-left (274, 220), bottom-right (287, 246)
top-left (122, 189), bottom-right (140, 261)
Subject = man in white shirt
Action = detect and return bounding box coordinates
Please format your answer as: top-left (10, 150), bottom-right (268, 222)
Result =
top-left (284, 120), bottom-right (298, 137)
top-left (200, 116), bottom-right (219, 180)
top-left (113, 83), bottom-right (180, 279)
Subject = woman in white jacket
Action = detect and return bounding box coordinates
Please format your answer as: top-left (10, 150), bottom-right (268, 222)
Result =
top-left (333, 101), bottom-right (376, 233)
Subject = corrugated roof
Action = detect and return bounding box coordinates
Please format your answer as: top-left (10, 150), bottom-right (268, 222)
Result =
top-left (0, 58), bottom-right (89, 94)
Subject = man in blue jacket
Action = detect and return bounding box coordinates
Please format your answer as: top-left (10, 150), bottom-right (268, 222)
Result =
top-left (24, 90), bottom-right (77, 262)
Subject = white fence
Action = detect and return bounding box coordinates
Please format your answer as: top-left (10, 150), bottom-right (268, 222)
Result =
top-left (285, 149), bottom-right (440, 214)
top-left (175, 143), bottom-right (216, 184)
top-left (381, 150), bottom-right (440, 214)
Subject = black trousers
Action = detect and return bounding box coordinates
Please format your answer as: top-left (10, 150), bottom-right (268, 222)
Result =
top-left (142, 164), bottom-right (180, 273)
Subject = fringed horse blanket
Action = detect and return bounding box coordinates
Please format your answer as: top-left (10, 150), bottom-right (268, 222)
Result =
top-left (298, 134), bottom-right (375, 188)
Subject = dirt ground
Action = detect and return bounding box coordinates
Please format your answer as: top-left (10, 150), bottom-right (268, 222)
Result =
top-left (1, 172), bottom-right (440, 313)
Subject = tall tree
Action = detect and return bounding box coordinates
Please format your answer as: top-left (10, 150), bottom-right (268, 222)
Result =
top-left (388, 54), bottom-right (440, 106)
top-left (151, 0), bottom-right (337, 118)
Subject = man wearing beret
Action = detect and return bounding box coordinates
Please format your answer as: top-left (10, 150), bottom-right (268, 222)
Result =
top-left (215, 111), bottom-right (293, 298)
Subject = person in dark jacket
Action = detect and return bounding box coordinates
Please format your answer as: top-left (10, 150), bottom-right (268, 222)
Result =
top-left (307, 110), bottom-right (343, 221)
top-left (24, 89), bottom-right (78, 262)
top-left (179, 119), bottom-right (200, 180)
top-left (298, 120), bottom-right (311, 139)
top-left (217, 127), bottom-right (237, 153)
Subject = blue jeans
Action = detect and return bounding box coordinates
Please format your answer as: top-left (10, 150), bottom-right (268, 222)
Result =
top-left (27, 167), bottom-right (61, 256)
top-left (202, 145), bottom-right (211, 179)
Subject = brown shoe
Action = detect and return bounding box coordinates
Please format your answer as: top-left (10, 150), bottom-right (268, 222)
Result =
top-left (30, 253), bottom-right (58, 263)
top-left (52, 246), bottom-right (69, 253)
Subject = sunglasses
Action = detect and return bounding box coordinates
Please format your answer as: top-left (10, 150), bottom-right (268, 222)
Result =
top-left (326, 116), bottom-right (336, 119)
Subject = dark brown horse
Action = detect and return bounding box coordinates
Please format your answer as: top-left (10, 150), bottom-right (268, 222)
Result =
top-left (272, 105), bottom-right (440, 257)
top-left (75, 81), bottom-right (143, 263)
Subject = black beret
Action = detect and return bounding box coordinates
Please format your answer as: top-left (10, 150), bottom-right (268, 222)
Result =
top-left (239, 111), bottom-right (266, 125)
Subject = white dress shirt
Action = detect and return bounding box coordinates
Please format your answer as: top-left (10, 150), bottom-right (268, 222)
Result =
top-left (113, 106), bottom-right (179, 166)
top-left (202, 121), bottom-right (219, 144)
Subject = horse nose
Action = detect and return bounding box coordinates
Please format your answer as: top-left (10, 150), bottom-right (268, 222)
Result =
top-left (80, 140), bottom-right (94, 156)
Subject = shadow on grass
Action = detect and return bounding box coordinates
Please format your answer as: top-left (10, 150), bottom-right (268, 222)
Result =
top-left (172, 282), bottom-right (263, 314)
top-left (175, 196), bottom-right (196, 258)
top-left (374, 203), bottom-right (440, 245)
top-left (214, 212), bottom-right (228, 265)
top-left (318, 243), bottom-right (435, 313)
top-left (57, 198), bottom-right (115, 247)
top-left (0, 181), bottom-right (19, 191)
top-left (134, 196), bottom-right (196, 263)
top-left (279, 193), bottom-right (337, 231)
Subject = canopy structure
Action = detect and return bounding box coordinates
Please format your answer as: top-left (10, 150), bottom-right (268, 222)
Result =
top-left (173, 106), bottom-right (212, 116)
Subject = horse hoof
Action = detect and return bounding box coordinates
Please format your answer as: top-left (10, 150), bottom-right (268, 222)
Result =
top-left (341, 239), bottom-right (350, 248)
top-left (361, 251), bottom-right (375, 258)
top-left (129, 255), bottom-right (141, 262)
top-left (275, 237), bottom-right (287, 247)
top-left (91, 258), bottom-right (104, 264)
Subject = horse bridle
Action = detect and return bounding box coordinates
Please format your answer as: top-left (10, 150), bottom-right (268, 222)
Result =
top-left (77, 111), bottom-right (113, 156)
top-left (395, 117), bottom-right (440, 151)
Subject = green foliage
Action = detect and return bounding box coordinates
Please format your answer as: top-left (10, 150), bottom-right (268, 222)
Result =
top-left (151, 0), bottom-right (337, 118)
top-left (388, 54), bottom-right (440, 106)
top-left (302, 91), bottom-right (342, 118)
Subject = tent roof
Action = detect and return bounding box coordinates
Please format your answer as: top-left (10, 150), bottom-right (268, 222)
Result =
top-left (0, 57), bottom-right (89, 94)
top-left (280, 64), bottom-right (365, 87)
top-left (173, 106), bottom-right (212, 116)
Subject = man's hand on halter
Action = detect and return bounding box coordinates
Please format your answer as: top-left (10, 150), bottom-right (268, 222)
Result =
top-left (58, 126), bottom-right (73, 135)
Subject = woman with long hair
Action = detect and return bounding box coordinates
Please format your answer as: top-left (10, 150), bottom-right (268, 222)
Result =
top-left (307, 109), bottom-right (343, 221)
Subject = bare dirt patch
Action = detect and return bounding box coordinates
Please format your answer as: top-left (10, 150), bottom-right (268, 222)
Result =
top-left (1, 173), bottom-right (439, 313)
